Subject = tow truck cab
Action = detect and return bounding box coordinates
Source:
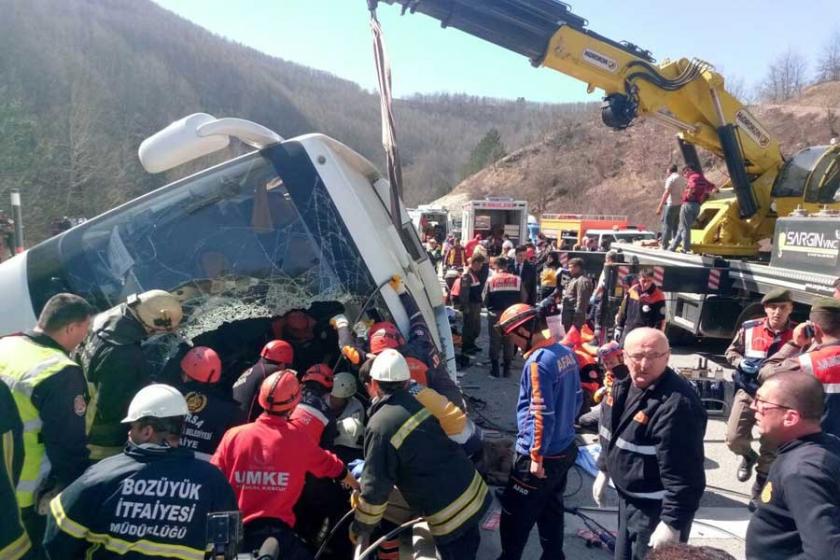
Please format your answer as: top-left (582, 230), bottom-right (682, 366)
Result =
top-left (0, 114), bottom-right (456, 381)
top-left (460, 198), bottom-right (528, 246)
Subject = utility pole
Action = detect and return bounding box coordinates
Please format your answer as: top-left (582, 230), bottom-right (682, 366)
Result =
top-left (10, 190), bottom-right (24, 253)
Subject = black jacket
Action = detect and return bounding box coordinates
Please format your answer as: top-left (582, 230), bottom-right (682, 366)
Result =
top-left (232, 358), bottom-right (283, 422)
top-left (355, 390), bottom-right (490, 543)
top-left (598, 368), bottom-right (707, 530)
top-left (511, 261), bottom-right (537, 305)
top-left (77, 308), bottom-right (150, 453)
top-left (44, 442), bottom-right (237, 560)
top-left (0, 381), bottom-right (29, 559)
top-left (746, 432), bottom-right (840, 560)
top-left (175, 380), bottom-right (245, 461)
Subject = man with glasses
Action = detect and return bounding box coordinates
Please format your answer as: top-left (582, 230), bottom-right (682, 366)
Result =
top-left (745, 372), bottom-right (840, 559)
top-left (593, 328), bottom-right (706, 560)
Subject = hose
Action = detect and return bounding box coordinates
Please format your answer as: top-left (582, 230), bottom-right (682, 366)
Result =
top-left (313, 509), bottom-right (355, 560)
top-left (354, 517), bottom-right (424, 560)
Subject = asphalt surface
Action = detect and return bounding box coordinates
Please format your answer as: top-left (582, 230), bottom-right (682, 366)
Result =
top-left (449, 316), bottom-right (751, 560)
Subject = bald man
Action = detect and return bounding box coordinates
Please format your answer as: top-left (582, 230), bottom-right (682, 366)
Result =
top-left (745, 373), bottom-right (840, 559)
top-left (594, 328), bottom-right (707, 560)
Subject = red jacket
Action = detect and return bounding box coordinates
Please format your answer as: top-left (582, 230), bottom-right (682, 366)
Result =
top-left (211, 413), bottom-right (347, 526)
top-left (681, 171), bottom-right (716, 204)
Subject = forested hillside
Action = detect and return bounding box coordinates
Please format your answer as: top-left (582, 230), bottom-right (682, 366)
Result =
top-left (0, 0), bottom-right (578, 241)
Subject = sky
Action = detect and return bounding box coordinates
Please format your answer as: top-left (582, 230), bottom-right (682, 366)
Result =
top-left (153, 0), bottom-right (840, 104)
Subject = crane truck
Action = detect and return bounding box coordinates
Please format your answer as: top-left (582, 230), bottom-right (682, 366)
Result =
top-left (378, 0), bottom-right (840, 339)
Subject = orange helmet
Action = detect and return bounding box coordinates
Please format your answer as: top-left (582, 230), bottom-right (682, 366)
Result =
top-left (180, 346), bottom-right (222, 384)
top-left (302, 363), bottom-right (334, 389)
top-left (405, 357), bottom-right (429, 386)
top-left (369, 321), bottom-right (404, 354)
top-left (258, 370), bottom-right (301, 414)
top-left (498, 303), bottom-right (538, 335)
top-left (261, 340), bottom-right (293, 365)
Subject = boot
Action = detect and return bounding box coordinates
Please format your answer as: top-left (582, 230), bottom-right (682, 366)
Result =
top-left (737, 450), bottom-right (758, 482)
top-left (490, 360), bottom-right (501, 378)
top-left (503, 361), bottom-right (512, 378)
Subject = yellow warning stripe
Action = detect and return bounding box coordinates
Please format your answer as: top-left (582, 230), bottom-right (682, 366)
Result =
top-left (389, 409), bottom-right (431, 450)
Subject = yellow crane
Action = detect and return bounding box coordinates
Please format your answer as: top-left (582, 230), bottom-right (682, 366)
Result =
top-left (377, 0), bottom-right (840, 257)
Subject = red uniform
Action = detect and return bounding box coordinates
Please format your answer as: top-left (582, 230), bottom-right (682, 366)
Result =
top-left (211, 414), bottom-right (347, 527)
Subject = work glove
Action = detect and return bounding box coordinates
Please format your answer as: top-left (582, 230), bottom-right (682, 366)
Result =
top-left (592, 470), bottom-right (609, 507)
top-left (613, 327), bottom-right (623, 343)
top-left (330, 314), bottom-right (349, 330)
top-left (389, 274), bottom-right (406, 294)
top-left (648, 521), bottom-right (680, 549)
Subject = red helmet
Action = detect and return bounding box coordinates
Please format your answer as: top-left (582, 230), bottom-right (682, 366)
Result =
top-left (368, 321), bottom-right (403, 354)
top-left (258, 370), bottom-right (301, 414)
top-left (498, 303), bottom-right (538, 335)
top-left (180, 346), bottom-right (222, 384)
top-left (302, 363), bottom-right (334, 389)
top-left (261, 340), bottom-right (293, 365)
top-left (405, 357), bottom-right (429, 386)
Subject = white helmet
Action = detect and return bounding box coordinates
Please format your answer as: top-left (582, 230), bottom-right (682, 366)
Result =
top-left (122, 384), bottom-right (189, 423)
top-left (370, 348), bottom-right (410, 382)
top-left (331, 372), bottom-right (358, 399)
top-left (334, 417), bottom-right (364, 449)
top-left (127, 290), bottom-right (183, 331)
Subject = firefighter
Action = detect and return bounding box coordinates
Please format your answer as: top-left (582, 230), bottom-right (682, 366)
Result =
top-left (351, 350), bottom-right (491, 559)
top-left (331, 275), bottom-right (463, 408)
top-left (212, 371), bottom-right (359, 556)
top-left (483, 256), bottom-right (526, 378)
top-left (593, 328), bottom-right (706, 560)
top-left (233, 339), bottom-right (294, 422)
top-left (759, 297), bottom-right (840, 438)
top-left (0, 379), bottom-right (30, 560)
top-left (290, 363), bottom-right (337, 446)
top-left (175, 346), bottom-right (244, 461)
top-left (78, 289), bottom-right (183, 461)
top-left (495, 303), bottom-right (582, 560)
top-left (560, 257), bottom-right (593, 332)
top-left (459, 254), bottom-right (486, 355)
top-left (44, 384), bottom-right (238, 559)
top-left (724, 289), bottom-right (794, 506)
top-left (614, 267), bottom-right (665, 342)
top-left (745, 373), bottom-right (840, 559)
top-left (0, 293), bottom-right (95, 557)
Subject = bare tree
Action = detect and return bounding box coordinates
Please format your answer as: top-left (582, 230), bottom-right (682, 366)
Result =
top-left (760, 49), bottom-right (808, 102)
top-left (817, 30), bottom-right (840, 83)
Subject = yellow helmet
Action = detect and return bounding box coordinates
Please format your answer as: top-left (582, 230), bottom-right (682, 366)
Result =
top-left (127, 289), bottom-right (183, 331)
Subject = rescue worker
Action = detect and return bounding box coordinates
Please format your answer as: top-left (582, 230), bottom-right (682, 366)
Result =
top-left (212, 370), bottom-right (359, 556)
top-left (483, 256), bottom-right (526, 378)
top-left (745, 373), bottom-right (840, 559)
top-left (78, 289), bottom-right (183, 461)
top-left (560, 257), bottom-right (593, 332)
top-left (290, 363), bottom-right (337, 446)
top-left (539, 251), bottom-right (560, 300)
top-left (44, 384), bottom-right (238, 559)
top-left (329, 372), bottom-right (365, 463)
top-left (175, 346), bottom-right (244, 460)
top-left (594, 327), bottom-right (706, 560)
top-left (0, 293), bottom-right (95, 557)
top-left (0, 378), bottom-right (30, 560)
top-left (614, 267), bottom-right (666, 342)
top-left (759, 297), bottom-right (840, 437)
top-left (459, 254), bottom-right (486, 355)
top-left (233, 339), bottom-right (294, 422)
top-left (443, 236), bottom-right (466, 270)
top-left (724, 289), bottom-right (794, 505)
top-left (351, 350), bottom-right (491, 558)
top-left (495, 303), bottom-right (582, 560)
top-left (331, 275), bottom-right (463, 408)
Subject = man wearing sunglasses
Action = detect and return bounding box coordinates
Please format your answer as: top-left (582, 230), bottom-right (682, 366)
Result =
top-left (745, 372), bottom-right (840, 560)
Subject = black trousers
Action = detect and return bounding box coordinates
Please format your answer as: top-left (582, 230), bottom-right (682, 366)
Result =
top-left (615, 495), bottom-right (691, 560)
top-left (21, 506), bottom-right (46, 560)
top-left (498, 444), bottom-right (577, 560)
top-left (437, 523), bottom-right (481, 560)
top-left (243, 518), bottom-right (313, 560)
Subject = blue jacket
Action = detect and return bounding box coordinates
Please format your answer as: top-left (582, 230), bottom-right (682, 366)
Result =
top-left (515, 339), bottom-right (582, 461)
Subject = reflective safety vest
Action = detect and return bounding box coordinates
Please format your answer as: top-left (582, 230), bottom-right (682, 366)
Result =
top-left (799, 345), bottom-right (840, 437)
top-left (742, 319), bottom-right (793, 361)
top-left (0, 336), bottom-right (77, 507)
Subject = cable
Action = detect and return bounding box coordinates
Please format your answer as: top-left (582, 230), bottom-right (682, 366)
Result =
top-left (355, 517), bottom-right (424, 560)
top-left (463, 393), bottom-right (517, 435)
top-left (573, 506), bottom-right (746, 542)
top-left (563, 464), bottom-right (584, 498)
top-left (313, 509), bottom-right (355, 560)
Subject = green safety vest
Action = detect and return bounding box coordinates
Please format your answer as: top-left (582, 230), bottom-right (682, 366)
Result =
top-left (0, 336), bottom-right (77, 508)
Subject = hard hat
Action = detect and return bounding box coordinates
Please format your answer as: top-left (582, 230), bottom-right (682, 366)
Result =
top-left (370, 349), bottom-right (410, 382)
top-left (334, 417), bottom-right (364, 449)
top-left (261, 340), bottom-right (293, 365)
top-left (258, 370), bottom-right (301, 414)
top-left (331, 372), bottom-right (358, 399)
top-left (405, 357), bottom-right (429, 386)
top-left (180, 346), bottom-right (222, 384)
top-left (369, 321), bottom-right (403, 354)
top-left (127, 290), bottom-right (183, 331)
top-left (122, 384), bottom-right (189, 423)
top-left (302, 363), bottom-right (334, 389)
top-left (498, 303), bottom-right (538, 335)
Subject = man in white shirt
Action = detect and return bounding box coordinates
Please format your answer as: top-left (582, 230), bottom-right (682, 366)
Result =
top-left (655, 165), bottom-right (686, 250)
